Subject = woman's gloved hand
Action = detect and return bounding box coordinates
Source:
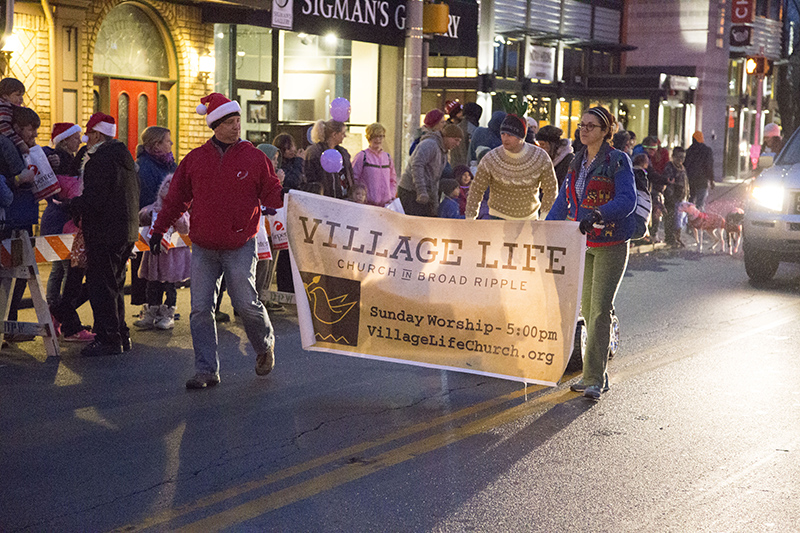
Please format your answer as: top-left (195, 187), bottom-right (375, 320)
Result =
top-left (579, 210), bottom-right (603, 235)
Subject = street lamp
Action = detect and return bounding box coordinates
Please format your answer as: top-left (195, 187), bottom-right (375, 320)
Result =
top-left (198, 50), bottom-right (214, 84)
top-left (1, 31), bottom-right (20, 76)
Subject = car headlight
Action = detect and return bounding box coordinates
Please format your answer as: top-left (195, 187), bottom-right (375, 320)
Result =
top-left (751, 184), bottom-right (785, 211)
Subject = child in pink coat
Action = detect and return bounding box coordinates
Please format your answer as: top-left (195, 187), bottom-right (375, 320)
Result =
top-left (135, 174), bottom-right (191, 330)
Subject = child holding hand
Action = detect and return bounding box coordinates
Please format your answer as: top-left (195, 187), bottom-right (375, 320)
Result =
top-left (135, 174), bottom-right (190, 330)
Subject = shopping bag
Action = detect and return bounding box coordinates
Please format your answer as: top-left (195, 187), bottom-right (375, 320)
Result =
top-left (385, 197), bottom-right (404, 214)
top-left (256, 215), bottom-right (272, 260)
top-left (25, 145), bottom-right (62, 200)
top-left (266, 206), bottom-right (288, 251)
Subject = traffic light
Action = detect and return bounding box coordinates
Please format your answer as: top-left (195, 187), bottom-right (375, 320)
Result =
top-left (745, 56), bottom-right (772, 77)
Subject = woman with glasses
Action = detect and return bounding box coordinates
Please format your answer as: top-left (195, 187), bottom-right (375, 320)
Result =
top-left (546, 106), bottom-right (636, 400)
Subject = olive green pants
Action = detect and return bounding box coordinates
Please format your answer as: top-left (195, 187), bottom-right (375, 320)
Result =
top-left (581, 241), bottom-right (629, 388)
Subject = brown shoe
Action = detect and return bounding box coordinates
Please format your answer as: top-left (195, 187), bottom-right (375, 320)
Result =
top-left (186, 372), bottom-right (221, 389)
top-left (255, 346), bottom-right (275, 376)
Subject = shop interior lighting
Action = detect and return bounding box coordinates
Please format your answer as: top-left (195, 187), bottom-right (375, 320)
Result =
top-left (325, 33), bottom-right (338, 46)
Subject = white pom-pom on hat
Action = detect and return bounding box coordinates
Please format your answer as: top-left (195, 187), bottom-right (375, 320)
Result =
top-left (81, 135), bottom-right (88, 143)
top-left (196, 104), bottom-right (208, 115)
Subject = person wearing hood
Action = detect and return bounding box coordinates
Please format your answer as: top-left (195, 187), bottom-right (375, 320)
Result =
top-left (398, 124), bottom-right (463, 217)
top-left (468, 110), bottom-right (506, 163)
top-left (536, 125), bottom-right (574, 189)
top-left (70, 113), bottom-right (141, 357)
top-left (450, 102), bottom-right (482, 168)
top-left (130, 126), bottom-right (177, 314)
top-left (525, 117), bottom-right (539, 144)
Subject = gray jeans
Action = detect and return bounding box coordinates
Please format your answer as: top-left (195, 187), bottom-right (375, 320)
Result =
top-left (190, 239), bottom-right (274, 375)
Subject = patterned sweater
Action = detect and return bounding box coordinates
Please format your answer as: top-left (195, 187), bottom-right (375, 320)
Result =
top-left (464, 143), bottom-right (558, 220)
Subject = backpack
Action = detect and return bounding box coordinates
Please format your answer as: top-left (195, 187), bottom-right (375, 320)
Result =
top-left (632, 167), bottom-right (652, 239)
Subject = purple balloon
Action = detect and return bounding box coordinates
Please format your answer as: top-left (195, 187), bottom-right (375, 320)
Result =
top-left (330, 97), bottom-right (351, 122)
top-left (320, 148), bottom-right (343, 173)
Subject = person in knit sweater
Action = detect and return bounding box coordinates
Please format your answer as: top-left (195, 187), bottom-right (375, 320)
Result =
top-left (352, 122), bottom-right (397, 206)
top-left (464, 114), bottom-right (558, 220)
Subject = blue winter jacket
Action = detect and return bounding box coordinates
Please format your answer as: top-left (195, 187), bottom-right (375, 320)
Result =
top-left (137, 151), bottom-right (177, 208)
top-left (438, 195), bottom-right (464, 219)
top-left (546, 142), bottom-right (637, 247)
top-left (468, 110), bottom-right (506, 162)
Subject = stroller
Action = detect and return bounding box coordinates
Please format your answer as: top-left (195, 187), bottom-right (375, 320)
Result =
top-left (566, 308), bottom-right (620, 372)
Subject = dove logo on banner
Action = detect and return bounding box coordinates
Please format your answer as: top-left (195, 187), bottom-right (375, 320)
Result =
top-left (300, 272), bottom-right (361, 346)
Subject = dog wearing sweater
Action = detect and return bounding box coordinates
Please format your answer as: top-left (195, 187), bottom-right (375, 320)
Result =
top-left (725, 208), bottom-right (745, 255)
top-left (677, 201), bottom-right (725, 252)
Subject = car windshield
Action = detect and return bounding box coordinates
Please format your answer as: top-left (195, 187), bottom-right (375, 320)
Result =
top-left (776, 129), bottom-right (800, 165)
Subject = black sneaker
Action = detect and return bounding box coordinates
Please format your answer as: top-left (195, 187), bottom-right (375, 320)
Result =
top-left (81, 339), bottom-right (123, 357)
top-left (186, 372), bottom-right (221, 389)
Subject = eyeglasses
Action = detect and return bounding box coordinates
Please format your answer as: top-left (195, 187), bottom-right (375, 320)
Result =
top-left (577, 123), bottom-right (602, 132)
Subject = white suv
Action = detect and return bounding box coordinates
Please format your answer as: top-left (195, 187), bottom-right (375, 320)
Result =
top-left (743, 127), bottom-right (800, 282)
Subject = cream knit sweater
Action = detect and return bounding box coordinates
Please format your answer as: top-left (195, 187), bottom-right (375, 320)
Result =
top-left (465, 143), bottom-right (559, 220)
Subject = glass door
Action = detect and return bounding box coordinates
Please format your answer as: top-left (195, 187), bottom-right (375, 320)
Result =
top-left (236, 81), bottom-right (274, 146)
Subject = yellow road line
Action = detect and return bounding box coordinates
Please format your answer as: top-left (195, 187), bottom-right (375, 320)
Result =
top-left (174, 387), bottom-right (574, 532)
top-left (116, 383), bottom-right (551, 532)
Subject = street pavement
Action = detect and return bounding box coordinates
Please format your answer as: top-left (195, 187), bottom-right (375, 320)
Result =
top-left (5, 180), bottom-right (800, 531)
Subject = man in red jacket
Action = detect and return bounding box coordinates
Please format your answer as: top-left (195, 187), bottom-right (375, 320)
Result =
top-left (151, 93), bottom-right (283, 389)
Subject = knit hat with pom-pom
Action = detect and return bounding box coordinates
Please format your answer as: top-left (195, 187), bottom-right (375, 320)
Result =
top-left (196, 92), bottom-right (242, 129)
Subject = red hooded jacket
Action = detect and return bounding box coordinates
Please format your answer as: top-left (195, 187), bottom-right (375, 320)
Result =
top-left (155, 139), bottom-right (282, 250)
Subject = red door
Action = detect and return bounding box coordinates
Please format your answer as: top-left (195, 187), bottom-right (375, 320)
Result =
top-left (109, 79), bottom-right (158, 158)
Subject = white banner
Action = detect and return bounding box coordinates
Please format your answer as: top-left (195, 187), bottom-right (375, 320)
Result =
top-left (286, 191), bottom-right (586, 386)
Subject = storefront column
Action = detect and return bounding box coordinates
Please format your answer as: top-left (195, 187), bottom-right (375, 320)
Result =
top-left (402, 0), bottom-right (423, 159)
top-left (475, 0), bottom-right (494, 127)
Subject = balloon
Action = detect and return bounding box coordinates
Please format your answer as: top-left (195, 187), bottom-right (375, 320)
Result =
top-left (306, 126), bottom-right (314, 144)
top-left (330, 97), bottom-right (351, 122)
top-left (320, 149), bottom-right (343, 173)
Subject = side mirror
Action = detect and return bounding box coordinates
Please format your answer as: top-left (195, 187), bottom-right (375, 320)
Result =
top-left (758, 155), bottom-right (774, 169)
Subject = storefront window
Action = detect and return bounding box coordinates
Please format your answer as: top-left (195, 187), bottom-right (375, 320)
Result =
top-left (214, 25), bottom-right (232, 96)
top-left (279, 31), bottom-right (377, 127)
top-left (618, 99), bottom-right (649, 140)
top-left (559, 99), bottom-right (583, 140)
top-left (236, 26), bottom-right (273, 83)
top-left (528, 96), bottom-right (552, 127)
top-left (94, 4), bottom-right (169, 78)
top-left (427, 56), bottom-right (477, 79)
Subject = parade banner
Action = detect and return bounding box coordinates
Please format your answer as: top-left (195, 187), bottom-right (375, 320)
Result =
top-left (287, 191), bottom-right (586, 386)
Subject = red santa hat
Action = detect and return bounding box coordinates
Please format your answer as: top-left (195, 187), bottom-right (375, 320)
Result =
top-left (51, 122), bottom-right (82, 147)
top-left (82, 113), bottom-right (117, 142)
top-left (196, 92), bottom-right (242, 128)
